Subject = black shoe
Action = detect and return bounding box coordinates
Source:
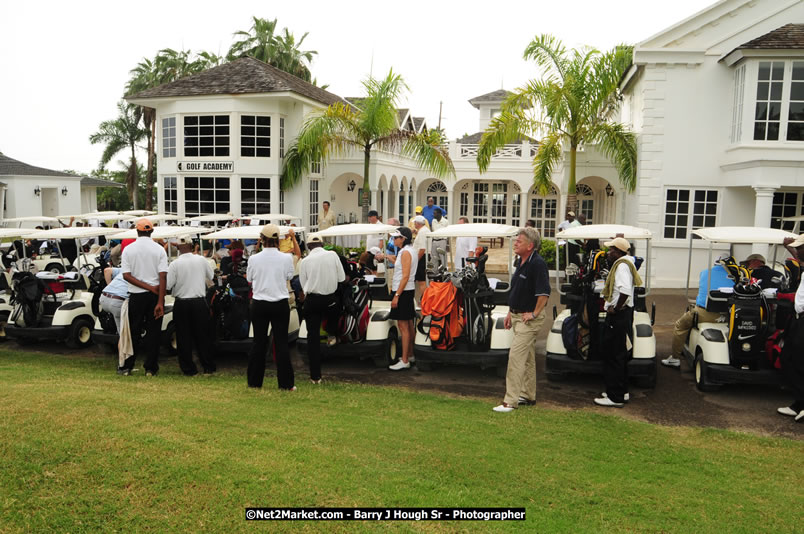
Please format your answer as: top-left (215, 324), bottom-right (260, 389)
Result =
top-left (117, 367), bottom-right (130, 376)
top-left (517, 397), bottom-right (536, 406)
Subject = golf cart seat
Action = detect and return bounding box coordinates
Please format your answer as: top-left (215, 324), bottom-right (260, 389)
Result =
top-left (368, 276), bottom-right (391, 301)
top-left (0, 271), bottom-right (11, 291)
top-left (706, 290), bottom-right (731, 313)
top-left (634, 286), bottom-right (647, 312)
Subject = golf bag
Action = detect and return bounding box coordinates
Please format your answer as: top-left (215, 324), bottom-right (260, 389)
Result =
top-left (561, 308), bottom-right (591, 360)
top-left (10, 272), bottom-right (45, 327)
top-left (89, 254), bottom-right (117, 334)
top-left (726, 279), bottom-right (771, 369)
top-left (336, 278), bottom-right (370, 343)
top-left (420, 280), bottom-right (464, 351)
top-left (209, 275), bottom-right (251, 340)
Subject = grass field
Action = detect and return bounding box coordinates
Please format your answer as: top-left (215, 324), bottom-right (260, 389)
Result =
top-left (0, 348), bottom-right (802, 533)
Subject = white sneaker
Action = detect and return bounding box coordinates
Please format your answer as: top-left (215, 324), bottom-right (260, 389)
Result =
top-left (493, 403), bottom-right (516, 413)
top-left (661, 357), bottom-right (681, 368)
top-left (777, 406), bottom-right (798, 417)
top-left (408, 355), bottom-right (416, 363)
top-left (594, 396), bottom-right (624, 408)
top-left (796, 410), bottom-right (804, 423)
top-left (602, 392), bottom-right (630, 402)
top-left (389, 360), bottom-right (410, 371)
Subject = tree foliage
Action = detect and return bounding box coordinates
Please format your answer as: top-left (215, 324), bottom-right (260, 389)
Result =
top-left (477, 34), bottom-right (636, 209)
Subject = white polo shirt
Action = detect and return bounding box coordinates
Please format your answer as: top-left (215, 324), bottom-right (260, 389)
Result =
top-left (121, 237), bottom-right (169, 294)
top-left (604, 260), bottom-right (635, 311)
top-left (413, 226), bottom-right (430, 254)
top-left (167, 252), bottom-right (213, 299)
top-left (299, 247), bottom-right (345, 295)
top-left (246, 248), bottom-right (294, 302)
top-left (795, 275), bottom-right (804, 314)
top-left (365, 220), bottom-right (384, 250)
top-left (431, 217), bottom-right (449, 237)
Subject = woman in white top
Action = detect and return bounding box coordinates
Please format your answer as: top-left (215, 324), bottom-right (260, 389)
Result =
top-left (389, 227), bottom-right (418, 370)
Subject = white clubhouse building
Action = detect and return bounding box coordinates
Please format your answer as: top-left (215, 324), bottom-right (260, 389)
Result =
top-left (127, 0), bottom-right (804, 286)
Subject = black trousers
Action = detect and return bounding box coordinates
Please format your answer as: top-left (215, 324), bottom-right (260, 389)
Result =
top-left (567, 243), bottom-right (581, 265)
top-left (304, 292), bottom-right (339, 381)
top-left (174, 298), bottom-right (216, 375)
top-left (602, 307), bottom-right (633, 403)
top-left (247, 299), bottom-right (292, 389)
top-left (781, 314), bottom-right (804, 411)
top-left (122, 292), bottom-right (163, 374)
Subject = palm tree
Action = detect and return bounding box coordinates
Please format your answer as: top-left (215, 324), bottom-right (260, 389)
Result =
top-left (282, 70), bottom-right (455, 223)
top-left (273, 28), bottom-right (316, 82)
top-left (89, 101), bottom-right (148, 209)
top-left (477, 34), bottom-right (636, 212)
top-left (227, 17), bottom-right (317, 82)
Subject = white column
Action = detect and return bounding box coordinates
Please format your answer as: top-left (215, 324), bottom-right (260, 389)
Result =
top-left (403, 187), bottom-right (409, 222)
top-left (752, 185), bottom-right (777, 255)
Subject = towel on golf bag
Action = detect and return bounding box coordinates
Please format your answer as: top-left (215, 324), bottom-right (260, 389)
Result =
top-left (420, 280), bottom-right (464, 351)
top-left (118, 298), bottom-right (134, 367)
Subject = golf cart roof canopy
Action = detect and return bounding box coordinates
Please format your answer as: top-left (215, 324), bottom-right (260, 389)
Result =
top-left (202, 226), bottom-right (303, 240)
top-left (21, 227), bottom-right (125, 240)
top-left (312, 223), bottom-right (397, 238)
top-left (130, 214), bottom-right (181, 224)
top-left (0, 229), bottom-right (29, 238)
top-left (182, 214), bottom-right (236, 223)
top-left (2, 216), bottom-right (62, 224)
top-left (122, 210), bottom-right (156, 217)
top-left (79, 211), bottom-right (135, 221)
top-left (244, 213), bottom-right (302, 222)
top-left (111, 226), bottom-right (213, 240)
top-left (691, 226), bottom-right (796, 244)
top-left (429, 223), bottom-right (520, 239)
top-left (557, 224), bottom-right (653, 240)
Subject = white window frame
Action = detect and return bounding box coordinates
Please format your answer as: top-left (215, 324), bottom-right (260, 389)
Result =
top-left (309, 179), bottom-right (319, 231)
top-left (771, 190), bottom-right (804, 231)
top-left (279, 117), bottom-right (285, 158)
top-left (240, 177), bottom-right (271, 215)
top-left (731, 65), bottom-right (745, 144)
top-left (748, 60), bottom-right (804, 143)
top-left (183, 115), bottom-right (230, 157)
top-left (576, 183), bottom-right (594, 224)
top-left (472, 182), bottom-right (489, 223)
top-left (529, 185), bottom-right (558, 238)
top-left (183, 176), bottom-right (231, 216)
top-left (426, 181), bottom-right (448, 214)
top-left (240, 115), bottom-right (270, 158)
top-left (663, 187), bottom-right (719, 240)
top-left (161, 117), bottom-right (176, 158)
top-left (163, 176), bottom-right (177, 214)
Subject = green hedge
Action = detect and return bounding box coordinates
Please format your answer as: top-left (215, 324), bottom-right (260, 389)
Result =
top-left (539, 239), bottom-right (567, 270)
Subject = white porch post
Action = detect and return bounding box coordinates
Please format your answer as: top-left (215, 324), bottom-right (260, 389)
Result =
top-left (403, 188), bottom-right (410, 222)
top-left (370, 188), bottom-right (379, 213)
top-left (752, 185), bottom-right (777, 255)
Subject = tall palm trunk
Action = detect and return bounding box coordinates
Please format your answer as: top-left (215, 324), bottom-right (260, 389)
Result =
top-left (361, 145), bottom-right (371, 223)
top-left (129, 145), bottom-right (139, 210)
top-left (566, 143), bottom-right (578, 214)
top-left (144, 108), bottom-right (156, 211)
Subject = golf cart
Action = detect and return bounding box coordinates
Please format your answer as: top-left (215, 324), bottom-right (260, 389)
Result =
top-left (413, 223), bottom-right (518, 375)
top-left (296, 223), bottom-right (401, 367)
top-left (545, 224), bottom-right (657, 388)
top-left (5, 226), bottom-right (124, 348)
top-left (682, 227), bottom-right (795, 391)
top-left (202, 225), bottom-right (304, 353)
top-left (1, 216), bottom-right (78, 273)
top-left (90, 226), bottom-right (213, 354)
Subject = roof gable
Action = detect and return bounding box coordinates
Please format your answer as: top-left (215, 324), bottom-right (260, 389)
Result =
top-left (0, 153), bottom-right (80, 179)
top-left (468, 89), bottom-right (511, 108)
top-left (737, 23), bottom-right (804, 49)
top-left (127, 57), bottom-right (345, 106)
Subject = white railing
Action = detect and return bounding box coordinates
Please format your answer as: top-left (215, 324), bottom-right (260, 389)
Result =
top-left (448, 141), bottom-right (537, 161)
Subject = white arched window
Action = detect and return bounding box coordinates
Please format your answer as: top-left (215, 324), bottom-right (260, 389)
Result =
top-left (426, 181), bottom-right (448, 214)
top-left (576, 183), bottom-right (594, 224)
top-left (529, 184), bottom-right (558, 238)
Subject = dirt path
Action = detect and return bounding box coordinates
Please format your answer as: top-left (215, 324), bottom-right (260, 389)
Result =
top-left (6, 289), bottom-right (802, 441)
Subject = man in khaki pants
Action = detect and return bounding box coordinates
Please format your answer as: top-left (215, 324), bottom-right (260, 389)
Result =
top-left (494, 228), bottom-right (551, 413)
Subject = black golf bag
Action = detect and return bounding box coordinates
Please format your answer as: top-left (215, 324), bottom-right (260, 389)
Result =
top-left (209, 275), bottom-right (251, 341)
top-left (335, 278), bottom-right (370, 343)
top-left (10, 272), bottom-right (46, 327)
top-left (727, 283), bottom-right (771, 369)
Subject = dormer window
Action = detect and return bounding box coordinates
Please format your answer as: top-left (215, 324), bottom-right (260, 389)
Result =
top-left (752, 61), bottom-right (804, 142)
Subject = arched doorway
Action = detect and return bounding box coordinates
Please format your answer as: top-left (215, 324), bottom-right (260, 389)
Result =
top-left (425, 180), bottom-right (449, 214)
top-left (576, 176), bottom-right (617, 224)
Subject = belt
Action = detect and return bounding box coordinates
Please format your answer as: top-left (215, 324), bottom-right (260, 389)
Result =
top-left (175, 297), bottom-right (206, 301)
top-left (510, 309), bottom-right (530, 314)
top-left (102, 292), bottom-right (125, 301)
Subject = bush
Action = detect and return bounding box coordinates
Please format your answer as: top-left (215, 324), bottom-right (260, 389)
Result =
top-left (326, 244), bottom-right (365, 258)
top-left (539, 239), bottom-right (567, 270)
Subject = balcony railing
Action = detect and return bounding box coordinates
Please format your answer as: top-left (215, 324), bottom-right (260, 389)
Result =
top-left (446, 141), bottom-right (538, 161)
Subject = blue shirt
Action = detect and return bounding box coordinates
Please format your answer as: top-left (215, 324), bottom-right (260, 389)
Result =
top-left (697, 265), bottom-right (732, 308)
top-left (386, 241), bottom-right (399, 256)
top-left (104, 268), bottom-right (129, 299)
top-left (421, 204), bottom-right (446, 224)
top-left (508, 251), bottom-right (551, 311)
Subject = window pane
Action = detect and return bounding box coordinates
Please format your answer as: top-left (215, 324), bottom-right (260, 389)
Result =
top-left (770, 82), bottom-right (783, 101)
top-left (216, 116), bottom-right (229, 125)
top-left (758, 62), bottom-right (770, 80)
top-left (678, 190), bottom-right (689, 201)
top-left (256, 148), bottom-right (270, 157)
top-left (667, 189), bottom-right (677, 201)
top-left (793, 62), bottom-right (804, 80)
top-left (185, 116), bottom-right (198, 125)
top-left (787, 123), bottom-right (804, 141)
top-left (755, 102), bottom-right (768, 121)
top-left (767, 122), bottom-right (780, 140)
top-left (199, 116), bottom-right (213, 125)
top-left (789, 102), bottom-right (804, 121)
top-left (242, 115), bottom-right (255, 125)
top-left (241, 147), bottom-right (255, 157)
top-left (791, 82), bottom-right (804, 101)
top-left (256, 178), bottom-right (270, 189)
top-left (216, 147), bottom-right (229, 156)
top-left (754, 122), bottom-right (766, 140)
top-left (694, 190), bottom-right (705, 202)
top-left (257, 116), bottom-right (270, 126)
top-left (756, 82), bottom-right (769, 100)
top-left (772, 62), bottom-right (784, 81)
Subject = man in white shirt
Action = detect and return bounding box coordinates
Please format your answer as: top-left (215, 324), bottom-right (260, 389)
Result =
top-left (319, 201), bottom-right (336, 231)
top-left (246, 224), bottom-right (296, 390)
top-left (595, 237), bottom-right (640, 407)
top-left (365, 210), bottom-right (385, 251)
top-left (299, 235), bottom-right (346, 383)
top-left (454, 216), bottom-right (477, 270)
top-left (412, 215), bottom-right (431, 304)
top-left (119, 218), bottom-right (168, 376)
top-left (430, 208), bottom-right (449, 270)
top-left (167, 236), bottom-right (215, 376)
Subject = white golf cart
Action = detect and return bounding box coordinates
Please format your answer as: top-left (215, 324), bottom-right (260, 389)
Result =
top-left (5, 226), bottom-right (124, 348)
top-left (682, 226), bottom-right (795, 391)
top-left (545, 224), bottom-right (657, 387)
top-left (90, 226), bottom-right (213, 354)
top-left (202, 224), bottom-right (304, 353)
top-left (297, 223), bottom-right (402, 367)
top-left (1, 216), bottom-right (77, 273)
top-left (413, 223), bottom-right (518, 375)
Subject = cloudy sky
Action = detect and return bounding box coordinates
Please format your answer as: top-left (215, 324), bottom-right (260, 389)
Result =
top-left (0, 0), bottom-right (712, 174)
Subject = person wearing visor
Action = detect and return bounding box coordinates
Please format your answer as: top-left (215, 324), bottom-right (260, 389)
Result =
top-left (119, 218), bottom-right (168, 377)
top-left (247, 224), bottom-right (295, 390)
top-left (388, 227), bottom-right (417, 371)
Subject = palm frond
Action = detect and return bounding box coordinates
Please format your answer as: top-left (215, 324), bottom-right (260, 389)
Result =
top-left (588, 122), bottom-right (637, 192)
top-left (523, 34), bottom-right (568, 82)
top-left (532, 132), bottom-right (564, 195)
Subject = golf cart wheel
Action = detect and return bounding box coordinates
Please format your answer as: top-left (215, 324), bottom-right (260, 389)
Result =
top-left (45, 262), bottom-right (66, 274)
top-left (0, 314), bottom-right (7, 342)
top-left (694, 351), bottom-right (720, 392)
top-left (374, 329), bottom-right (400, 367)
top-left (164, 322), bottom-right (177, 356)
top-left (66, 317), bottom-right (94, 349)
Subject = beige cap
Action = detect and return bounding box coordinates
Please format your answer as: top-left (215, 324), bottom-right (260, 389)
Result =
top-left (604, 237), bottom-right (631, 253)
top-left (745, 253), bottom-right (766, 264)
top-left (177, 236), bottom-right (193, 245)
top-left (567, 211), bottom-right (576, 217)
top-left (260, 223), bottom-right (280, 239)
top-left (308, 235), bottom-right (323, 244)
top-left (789, 234), bottom-right (804, 248)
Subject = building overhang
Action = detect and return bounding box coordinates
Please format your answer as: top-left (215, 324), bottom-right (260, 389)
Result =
top-left (720, 48), bottom-right (804, 67)
top-left (632, 48), bottom-right (706, 65)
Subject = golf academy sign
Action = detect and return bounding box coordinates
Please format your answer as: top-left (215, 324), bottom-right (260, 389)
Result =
top-left (177, 161), bottom-right (234, 172)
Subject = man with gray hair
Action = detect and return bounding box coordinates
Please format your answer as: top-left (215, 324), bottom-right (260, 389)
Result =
top-left (494, 227), bottom-right (550, 412)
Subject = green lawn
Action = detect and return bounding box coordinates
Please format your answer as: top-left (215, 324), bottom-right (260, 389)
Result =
top-left (0, 348), bottom-right (801, 533)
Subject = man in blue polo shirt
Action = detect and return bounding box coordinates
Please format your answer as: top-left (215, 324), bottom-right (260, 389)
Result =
top-left (493, 228), bottom-right (551, 413)
top-left (421, 197), bottom-right (447, 225)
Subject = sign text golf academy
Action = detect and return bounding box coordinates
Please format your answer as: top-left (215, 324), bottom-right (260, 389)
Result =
top-left (177, 161), bottom-right (234, 172)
